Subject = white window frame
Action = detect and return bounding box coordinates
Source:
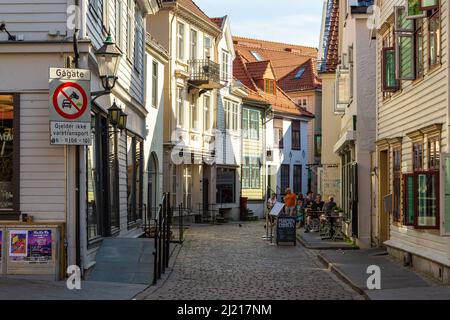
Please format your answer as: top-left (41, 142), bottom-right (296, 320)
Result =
top-left (177, 22), bottom-right (185, 61)
top-left (204, 94), bottom-right (211, 131)
top-left (126, 0), bottom-right (134, 61)
top-left (204, 36), bottom-right (212, 59)
top-left (115, 0), bottom-right (122, 49)
top-left (190, 95), bottom-right (198, 131)
top-left (222, 50), bottom-right (230, 82)
top-left (176, 87), bottom-right (184, 128)
top-left (190, 29), bottom-right (198, 60)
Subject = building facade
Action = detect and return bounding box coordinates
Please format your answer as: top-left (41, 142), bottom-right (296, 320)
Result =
top-left (375, 0), bottom-right (450, 283)
top-left (233, 37), bottom-right (321, 195)
top-left (0, 0), bottom-right (161, 278)
top-left (147, 0), bottom-right (223, 221)
top-left (317, 0), bottom-right (342, 205)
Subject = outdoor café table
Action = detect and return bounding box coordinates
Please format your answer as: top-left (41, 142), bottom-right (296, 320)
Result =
top-left (306, 210), bottom-right (322, 232)
top-left (321, 213), bottom-right (342, 240)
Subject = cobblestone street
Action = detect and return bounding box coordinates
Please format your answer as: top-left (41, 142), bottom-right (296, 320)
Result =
top-left (142, 222), bottom-right (361, 300)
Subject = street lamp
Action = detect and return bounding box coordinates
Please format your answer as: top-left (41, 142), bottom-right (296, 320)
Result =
top-left (108, 101), bottom-right (121, 126)
top-left (92, 34), bottom-right (122, 101)
top-left (118, 110), bottom-right (128, 131)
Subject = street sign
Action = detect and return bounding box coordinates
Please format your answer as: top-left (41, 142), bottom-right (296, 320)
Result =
top-left (49, 68), bottom-right (91, 146)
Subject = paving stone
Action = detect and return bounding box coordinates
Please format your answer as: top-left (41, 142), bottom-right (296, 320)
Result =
top-left (143, 222), bottom-right (359, 300)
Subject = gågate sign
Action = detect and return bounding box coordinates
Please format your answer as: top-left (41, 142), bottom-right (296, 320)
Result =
top-left (49, 68), bottom-right (91, 146)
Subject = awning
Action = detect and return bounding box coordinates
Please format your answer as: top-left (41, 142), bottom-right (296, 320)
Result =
top-left (333, 130), bottom-right (356, 154)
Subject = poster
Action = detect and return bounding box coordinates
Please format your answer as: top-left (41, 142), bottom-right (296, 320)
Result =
top-left (9, 230), bottom-right (28, 257)
top-left (28, 230), bottom-right (52, 262)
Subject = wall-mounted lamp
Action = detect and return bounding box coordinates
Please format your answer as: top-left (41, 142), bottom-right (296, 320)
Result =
top-left (0, 22), bottom-right (16, 41)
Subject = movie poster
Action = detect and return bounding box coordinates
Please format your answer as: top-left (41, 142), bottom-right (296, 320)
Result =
top-left (28, 230), bottom-right (52, 262)
top-left (9, 230), bottom-right (28, 257)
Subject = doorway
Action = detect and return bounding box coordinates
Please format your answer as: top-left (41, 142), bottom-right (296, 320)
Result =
top-left (378, 150), bottom-right (390, 245)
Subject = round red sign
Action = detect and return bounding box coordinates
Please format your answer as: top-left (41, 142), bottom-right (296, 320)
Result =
top-left (52, 82), bottom-right (88, 120)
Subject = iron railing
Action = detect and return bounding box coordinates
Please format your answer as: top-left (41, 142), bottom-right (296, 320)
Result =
top-left (152, 193), bottom-right (172, 285)
top-left (188, 59), bottom-right (220, 84)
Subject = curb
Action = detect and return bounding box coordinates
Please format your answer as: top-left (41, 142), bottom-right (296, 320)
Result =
top-left (296, 233), bottom-right (359, 251)
top-left (317, 253), bottom-right (370, 300)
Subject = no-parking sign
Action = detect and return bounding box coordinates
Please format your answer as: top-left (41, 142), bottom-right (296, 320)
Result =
top-left (49, 68), bottom-right (91, 145)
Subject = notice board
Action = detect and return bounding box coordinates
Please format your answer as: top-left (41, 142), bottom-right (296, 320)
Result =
top-left (276, 216), bottom-right (297, 246)
top-left (3, 225), bottom-right (60, 280)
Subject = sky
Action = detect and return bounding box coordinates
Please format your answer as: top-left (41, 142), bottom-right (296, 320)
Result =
top-left (193, 0), bottom-right (324, 48)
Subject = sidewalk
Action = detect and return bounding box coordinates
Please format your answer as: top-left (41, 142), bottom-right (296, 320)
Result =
top-left (297, 229), bottom-right (358, 250)
top-left (0, 278), bottom-right (148, 300)
top-left (318, 249), bottom-right (450, 300)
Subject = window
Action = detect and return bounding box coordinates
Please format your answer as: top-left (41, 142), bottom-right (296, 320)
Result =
top-left (243, 109), bottom-right (260, 140)
top-left (393, 148), bottom-right (402, 222)
top-left (250, 51), bottom-right (263, 61)
top-left (413, 141), bottom-right (424, 171)
top-left (280, 165), bottom-right (290, 193)
top-left (428, 7), bottom-right (441, 68)
top-left (204, 95), bottom-right (211, 131)
top-left (242, 157), bottom-right (261, 189)
top-left (190, 29), bottom-right (197, 60)
top-left (134, 9), bottom-right (143, 72)
top-left (222, 50), bottom-right (230, 82)
top-left (315, 134), bottom-right (322, 157)
top-left (177, 22), bottom-right (185, 60)
top-left (428, 136), bottom-right (440, 170)
top-left (273, 118), bottom-right (283, 149)
top-left (224, 100), bottom-right (231, 130)
top-left (103, 0), bottom-right (110, 31)
top-left (152, 61), bottom-right (158, 107)
top-left (0, 95), bottom-right (18, 219)
top-left (336, 66), bottom-right (350, 106)
top-left (217, 168), bottom-right (235, 204)
top-left (264, 79), bottom-right (276, 95)
top-left (204, 36), bottom-right (212, 59)
top-left (115, 0), bottom-right (122, 50)
top-left (183, 166), bottom-right (192, 209)
top-left (403, 137), bottom-right (440, 229)
top-left (87, 114), bottom-right (100, 241)
top-left (232, 103), bottom-right (238, 131)
top-left (176, 87), bottom-right (184, 128)
top-left (404, 173), bottom-right (415, 226)
top-left (126, 0), bottom-right (134, 60)
top-left (294, 68), bottom-right (305, 80)
top-left (127, 134), bottom-right (143, 225)
top-left (293, 165), bottom-right (302, 194)
top-left (415, 18), bottom-right (424, 78)
top-left (382, 47), bottom-right (399, 92)
top-left (190, 95), bottom-right (198, 131)
top-left (292, 120), bottom-right (301, 150)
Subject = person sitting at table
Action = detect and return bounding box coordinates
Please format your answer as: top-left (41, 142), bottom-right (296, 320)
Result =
top-left (305, 195), bottom-right (325, 233)
top-left (323, 196), bottom-right (337, 215)
top-left (296, 199), bottom-right (304, 229)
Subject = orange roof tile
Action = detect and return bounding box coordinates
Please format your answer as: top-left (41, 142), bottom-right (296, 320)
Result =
top-left (210, 17), bottom-right (225, 29)
top-left (233, 50), bottom-right (314, 118)
top-left (233, 36), bottom-right (321, 93)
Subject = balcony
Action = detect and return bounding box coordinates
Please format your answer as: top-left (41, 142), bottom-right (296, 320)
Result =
top-left (188, 59), bottom-right (223, 92)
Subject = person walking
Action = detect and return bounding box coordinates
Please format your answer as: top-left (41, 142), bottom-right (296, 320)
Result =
top-left (284, 188), bottom-right (297, 217)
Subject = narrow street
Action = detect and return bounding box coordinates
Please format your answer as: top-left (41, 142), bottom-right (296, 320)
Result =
top-left (142, 222), bottom-right (361, 300)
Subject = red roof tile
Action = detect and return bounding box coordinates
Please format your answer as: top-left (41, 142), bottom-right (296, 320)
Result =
top-left (233, 50), bottom-right (314, 118)
top-left (233, 36), bottom-right (321, 93)
top-left (323, 0), bottom-right (340, 73)
top-left (210, 17), bottom-right (225, 29)
top-left (278, 59), bottom-right (321, 92)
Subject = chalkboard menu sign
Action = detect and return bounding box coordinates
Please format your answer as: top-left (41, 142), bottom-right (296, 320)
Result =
top-left (276, 216), bottom-right (297, 245)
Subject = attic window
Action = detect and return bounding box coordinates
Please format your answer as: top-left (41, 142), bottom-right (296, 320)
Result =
top-left (294, 67), bottom-right (306, 80)
top-left (251, 51), bottom-right (263, 61)
top-left (264, 79), bottom-right (276, 95)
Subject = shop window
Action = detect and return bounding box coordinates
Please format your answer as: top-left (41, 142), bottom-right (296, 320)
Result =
top-left (217, 168), bottom-right (235, 204)
top-left (273, 118), bottom-right (283, 149)
top-left (291, 120), bottom-right (301, 150)
top-left (127, 134), bottom-right (143, 225)
top-left (0, 94), bottom-right (19, 219)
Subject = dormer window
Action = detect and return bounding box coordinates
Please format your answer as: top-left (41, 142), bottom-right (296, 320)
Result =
top-left (294, 67), bottom-right (306, 80)
top-left (251, 51), bottom-right (263, 61)
top-left (264, 79), bottom-right (276, 94)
